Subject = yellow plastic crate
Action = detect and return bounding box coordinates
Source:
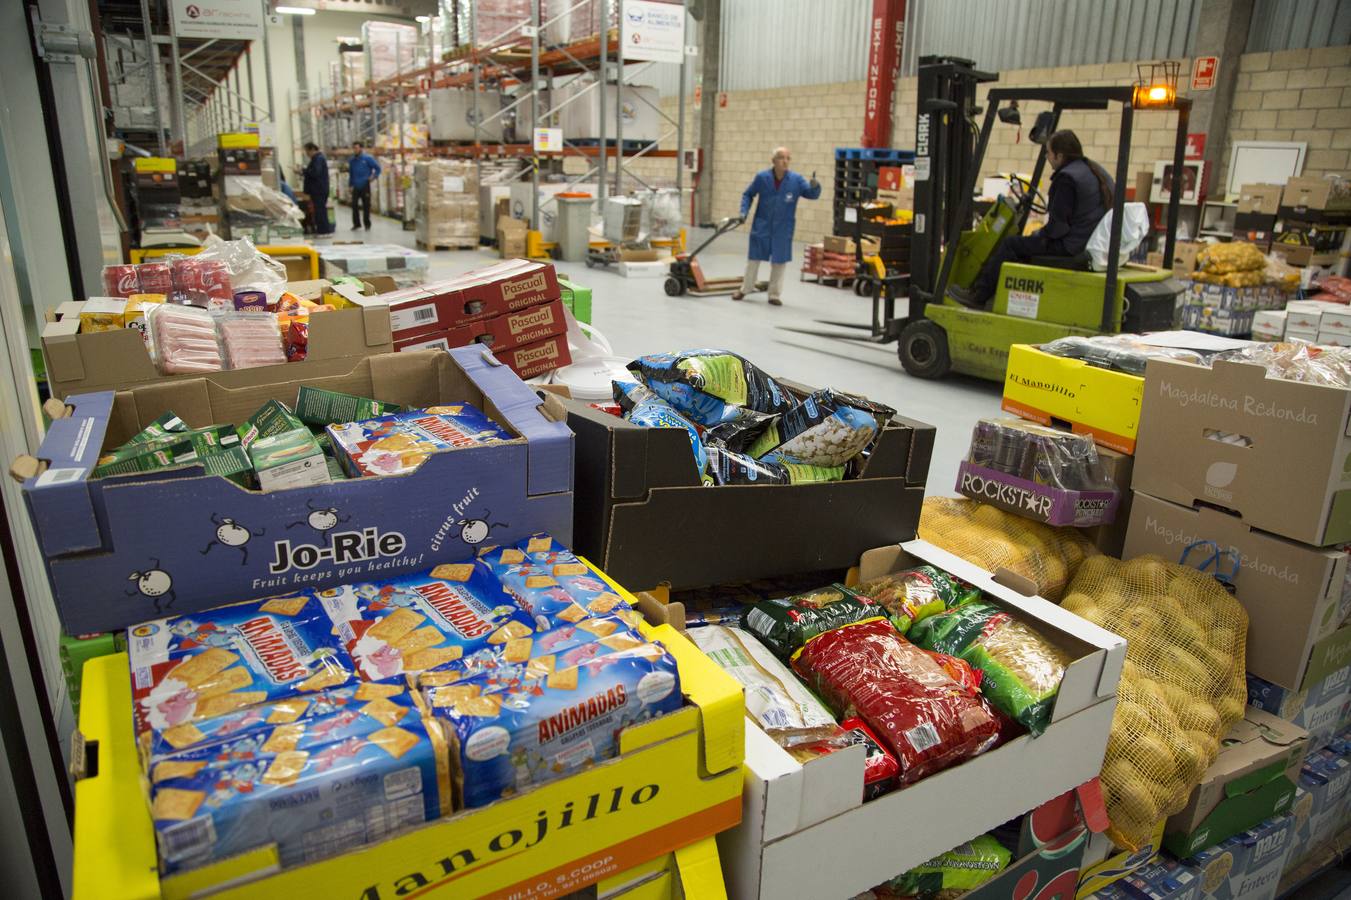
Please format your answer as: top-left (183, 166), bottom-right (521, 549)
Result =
top-left (72, 567), bottom-right (744, 900)
top-left (1002, 343), bottom-right (1146, 454)
top-left (217, 133), bottom-right (261, 149)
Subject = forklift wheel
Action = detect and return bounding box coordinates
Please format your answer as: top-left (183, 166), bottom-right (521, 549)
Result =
top-left (585, 256), bottom-right (597, 268)
top-left (853, 279), bottom-right (868, 297)
top-left (663, 276), bottom-right (686, 297)
top-left (898, 320), bottom-right (952, 379)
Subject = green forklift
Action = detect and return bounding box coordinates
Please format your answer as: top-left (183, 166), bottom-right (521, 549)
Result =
top-left (790, 57), bottom-right (1191, 381)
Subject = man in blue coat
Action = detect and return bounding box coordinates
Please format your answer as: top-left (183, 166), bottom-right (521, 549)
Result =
top-left (302, 142), bottom-right (332, 235)
top-left (733, 147), bottom-right (821, 305)
top-left (347, 141), bottom-right (382, 230)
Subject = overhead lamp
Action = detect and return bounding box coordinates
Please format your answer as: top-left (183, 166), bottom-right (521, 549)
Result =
top-left (416, 15), bottom-right (430, 22)
top-left (275, 6), bottom-right (316, 15)
top-left (1133, 60), bottom-right (1180, 109)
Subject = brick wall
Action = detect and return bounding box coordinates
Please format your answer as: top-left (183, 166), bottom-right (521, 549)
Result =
top-left (566, 46), bottom-right (1350, 247)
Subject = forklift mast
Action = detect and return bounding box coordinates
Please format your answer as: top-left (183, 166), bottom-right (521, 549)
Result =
top-left (910, 56), bottom-right (998, 302)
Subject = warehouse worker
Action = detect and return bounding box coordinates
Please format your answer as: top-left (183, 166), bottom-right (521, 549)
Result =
top-left (347, 141), bottom-right (382, 231)
top-left (948, 130), bottom-right (1114, 309)
top-left (732, 146), bottom-right (821, 306)
top-left (302, 142), bottom-right (333, 235)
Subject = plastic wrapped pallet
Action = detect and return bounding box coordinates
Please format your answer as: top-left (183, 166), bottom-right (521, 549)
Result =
top-left (414, 160), bottom-right (479, 249)
top-left (362, 21), bottom-right (419, 83)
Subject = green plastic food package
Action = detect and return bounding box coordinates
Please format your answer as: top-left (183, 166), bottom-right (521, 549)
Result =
top-left (907, 599), bottom-right (1071, 736)
top-left (850, 566), bottom-right (981, 635)
top-left (741, 586), bottom-right (878, 658)
top-left (879, 834), bottom-right (1012, 899)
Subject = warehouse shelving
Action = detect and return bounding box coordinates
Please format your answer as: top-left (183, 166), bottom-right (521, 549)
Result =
top-left (293, 0), bottom-right (690, 237)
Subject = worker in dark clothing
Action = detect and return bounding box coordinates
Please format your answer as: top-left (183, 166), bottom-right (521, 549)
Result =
top-left (347, 141), bottom-right (382, 231)
top-left (949, 130), bottom-right (1114, 309)
top-left (302, 141), bottom-right (332, 235)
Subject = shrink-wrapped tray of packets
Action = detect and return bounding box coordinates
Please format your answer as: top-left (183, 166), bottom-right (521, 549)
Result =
top-left (128, 534), bottom-right (682, 875)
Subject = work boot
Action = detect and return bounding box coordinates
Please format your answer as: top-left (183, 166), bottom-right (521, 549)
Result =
top-left (731, 292), bottom-right (745, 301)
top-left (946, 284), bottom-right (985, 309)
top-left (768, 297), bottom-right (783, 306)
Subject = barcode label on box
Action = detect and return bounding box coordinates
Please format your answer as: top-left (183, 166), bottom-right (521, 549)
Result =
top-left (904, 721), bottom-right (941, 753)
top-left (35, 467), bottom-right (86, 487)
top-left (390, 303), bottom-right (438, 332)
top-left (160, 815), bottom-right (216, 862)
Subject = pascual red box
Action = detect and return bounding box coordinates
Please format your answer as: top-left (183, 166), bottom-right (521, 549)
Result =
top-left (501, 334), bottom-right (571, 379)
top-left (385, 260), bottom-right (560, 341)
top-left (478, 298), bottom-right (566, 352)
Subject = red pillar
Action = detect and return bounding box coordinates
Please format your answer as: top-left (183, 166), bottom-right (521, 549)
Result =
top-left (862, 0), bottom-right (907, 148)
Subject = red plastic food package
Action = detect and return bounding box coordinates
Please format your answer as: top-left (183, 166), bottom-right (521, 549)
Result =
top-left (102, 264), bottom-right (140, 298)
top-left (172, 258), bottom-right (232, 306)
top-left (788, 717), bottom-right (901, 801)
top-left (925, 649), bottom-right (983, 695)
top-left (137, 262), bottom-right (174, 296)
top-left (286, 319), bottom-right (309, 362)
top-left (791, 618), bottom-right (999, 784)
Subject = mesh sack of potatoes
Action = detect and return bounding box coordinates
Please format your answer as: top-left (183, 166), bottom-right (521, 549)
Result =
top-left (1061, 554), bottom-right (1249, 850)
top-left (917, 497), bottom-right (1097, 601)
top-left (1198, 241), bottom-right (1266, 276)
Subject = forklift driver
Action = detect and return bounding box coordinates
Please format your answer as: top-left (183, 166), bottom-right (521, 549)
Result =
top-left (948, 130), bottom-right (1114, 309)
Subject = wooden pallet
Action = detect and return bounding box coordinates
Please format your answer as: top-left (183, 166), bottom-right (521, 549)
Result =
top-left (416, 239), bottom-right (479, 251)
top-left (800, 269), bottom-right (856, 288)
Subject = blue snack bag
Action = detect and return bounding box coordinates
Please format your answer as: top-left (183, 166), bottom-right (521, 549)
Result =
top-left (433, 643), bottom-right (682, 808)
top-left (149, 711), bottom-right (451, 874)
top-left (148, 679), bottom-right (408, 758)
top-left (613, 380), bottom-right (708, 477)
top-left (128, 592), bottom-right (357, 737)
top-left (318, 564), bottom-right (536, 682)
top-left (628, 350), bottom-right (794, 426)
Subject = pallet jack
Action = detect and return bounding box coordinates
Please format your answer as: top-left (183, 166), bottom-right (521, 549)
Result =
top-left (664, 216), bottom-right (767, 297)
top-left (784, 56), bottom-right (1190, 382)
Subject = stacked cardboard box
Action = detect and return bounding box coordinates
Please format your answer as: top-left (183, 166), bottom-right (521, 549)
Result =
top-left (386, 259), bottom-right (571, 379)
top-left (413, 160), bottom-right (479, 249)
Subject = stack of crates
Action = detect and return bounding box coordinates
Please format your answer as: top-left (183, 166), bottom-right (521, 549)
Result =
top-left (832, 147), bottom-right (916, 235)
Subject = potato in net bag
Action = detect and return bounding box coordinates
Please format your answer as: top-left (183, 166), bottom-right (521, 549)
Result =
top-left (1061, 554), bottom-right (1248, 850)
top-left (1198, 241), bottom-right (1265, 276)
top-left (917, 497), bottom-right (1097, 601)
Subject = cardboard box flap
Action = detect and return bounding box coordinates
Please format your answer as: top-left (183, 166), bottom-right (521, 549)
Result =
top-left (307, 297), bottom-right (392, 357)
top-left (450, 346), bottom-right (572, 498)
top-left (22, 392), bottom-right (115, 555)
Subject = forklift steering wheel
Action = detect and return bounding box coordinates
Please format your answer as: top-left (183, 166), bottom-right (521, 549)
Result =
top-left (1008, 176), bottom-right (1048, 216)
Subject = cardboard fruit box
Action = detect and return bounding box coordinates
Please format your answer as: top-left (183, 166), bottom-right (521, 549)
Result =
top-left (1133, 357), bottom-right (1351, 547)
top-left (1163, 707), bottom-right (1309, 858)
top-left (561, 387), bottom-right (933, 592)
top-left (1123, 492), bottom-right (1351, 692)
top-left (718, 540), bottom-right (1126, 900)
top-left (69, 570), bottom-right (746, 900)
top-left (18, 347), bottom-right (573, 635)
top-left (41, 297), bottom-right (393, 399)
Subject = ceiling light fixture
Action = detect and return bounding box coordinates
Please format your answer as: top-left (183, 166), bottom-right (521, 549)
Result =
top-left (275, 6), bottom-right (317, 15)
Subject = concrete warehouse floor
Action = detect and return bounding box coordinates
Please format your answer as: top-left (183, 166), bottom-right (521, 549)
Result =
top-left (335, 212), bottom-right (1004, 493)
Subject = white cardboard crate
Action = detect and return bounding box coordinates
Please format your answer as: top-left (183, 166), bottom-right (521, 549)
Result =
top-left (718, 539), bottom-right (1127, 900)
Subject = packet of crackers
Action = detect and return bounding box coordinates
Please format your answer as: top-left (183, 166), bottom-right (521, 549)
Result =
top-left (476, 534), bottom-right (635, 630)
top-left (432, 642), bottom-right (682, 809)
top-left (148, 710), bottom-right (451, 874)
top-left (317, 563), bottom-right (537, 682)
top-left (146, 680), bottom-right (416, 760)
top-left (416, 615), bottom-right (642, 687)
top-left (327, 405), bottom-right (514, 478)
top-left (127, 592), bottom-right (356, 738)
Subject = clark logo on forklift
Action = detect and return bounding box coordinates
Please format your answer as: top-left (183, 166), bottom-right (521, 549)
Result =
top-left (1004, 276), bottom-right (1044, 294)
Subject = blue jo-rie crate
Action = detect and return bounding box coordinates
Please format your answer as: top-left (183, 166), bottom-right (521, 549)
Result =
top-left (19, 346), bottom-right (573, 634)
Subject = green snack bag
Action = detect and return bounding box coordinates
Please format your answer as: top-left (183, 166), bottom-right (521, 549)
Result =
top-left (883, 834), bottom-right (1012, 898)
top-left (741, 586), bottom-right (880, 658)
top-left (294, 386), bottom-right (402, 426)
top-left (907, 599), bottom-right (1071, 736)
top-left (850, 565), bottom-right (981, 635)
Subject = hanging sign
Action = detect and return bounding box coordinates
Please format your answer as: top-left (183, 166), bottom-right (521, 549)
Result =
top-left (622, 0), bottom-right (686, 64)
top-left (170, 0), bottom-right (264, 40)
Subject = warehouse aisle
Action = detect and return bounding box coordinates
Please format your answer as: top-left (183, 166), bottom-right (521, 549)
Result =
top-left (349, 212), bottom-right (1003, 492)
